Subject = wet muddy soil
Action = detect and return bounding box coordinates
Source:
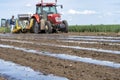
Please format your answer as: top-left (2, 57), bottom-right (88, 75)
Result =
top-left (0, 32), bottom-right (120, 80)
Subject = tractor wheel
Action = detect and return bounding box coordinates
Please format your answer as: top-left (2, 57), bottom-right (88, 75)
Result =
top-left (45, 21), bottom-right (52, 34)
top-left (62, 20), bottom-right (68, 33)
top-left (31, 19), bottom-right (39, 34)
top-left (34, 21), bottom-right (39, 34)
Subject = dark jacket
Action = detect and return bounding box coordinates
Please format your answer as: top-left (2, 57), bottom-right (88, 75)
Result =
top-left (10, 19), bottom-right (15, 25)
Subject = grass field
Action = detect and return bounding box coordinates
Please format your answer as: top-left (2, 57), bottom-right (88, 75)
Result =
top-left (0, 24), bottom-right (120, 33)
top-left (69, 25), bottom-right (120, 33)
top-left (0, 27), bottom-right (10, 33)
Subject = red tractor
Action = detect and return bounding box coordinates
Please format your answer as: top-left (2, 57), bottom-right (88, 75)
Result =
top-left (30, 0), bottom-right (68, 33)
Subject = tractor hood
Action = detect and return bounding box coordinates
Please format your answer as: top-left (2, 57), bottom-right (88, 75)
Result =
top-left (48, 14), bottom-right (61, 24)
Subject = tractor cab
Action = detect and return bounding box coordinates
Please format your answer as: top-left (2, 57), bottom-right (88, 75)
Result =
top-left (36, 3), bottom-right (57, 15)
top-left (36, 3), bottom-right (62, 24)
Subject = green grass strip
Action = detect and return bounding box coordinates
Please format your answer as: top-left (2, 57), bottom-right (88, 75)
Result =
top-left (0, 27), bottom-right (10, 33)
top-left (69, 25), bottom-right (120, 33)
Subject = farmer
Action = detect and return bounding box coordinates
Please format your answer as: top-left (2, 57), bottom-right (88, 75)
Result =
top-left (10, 15), bottom-right (15, 33)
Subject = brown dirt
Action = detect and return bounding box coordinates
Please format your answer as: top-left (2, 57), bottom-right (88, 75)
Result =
top-left (0, 48), bottom-right (120, 80)
top-left (67, 32), bottom-right (120, 37)
top-left (0, 77), bottom-right (5, 80)
top-left (0, 39), bottom-right (119, 63)
top-left (1, 37), bottom-right (120, 51)
top-left (0, 32), bottom-right (120, 80)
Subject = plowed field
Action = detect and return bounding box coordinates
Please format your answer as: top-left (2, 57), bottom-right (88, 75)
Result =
top-left (0, 32), bottom-right (120, 80)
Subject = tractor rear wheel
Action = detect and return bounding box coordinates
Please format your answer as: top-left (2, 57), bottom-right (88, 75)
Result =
top-left (45, 21), bottom-right (52, 34)
top-left (34, 21), bottom-right (39, 34)
top-left (62, 20), bottom-right (68, 33)
top-left (31, 19), bottom-right (39, 34)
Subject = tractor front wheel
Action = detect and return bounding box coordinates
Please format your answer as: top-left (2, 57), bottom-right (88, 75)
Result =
top-left (62, 20), bottom-right (68, 33)
top-left (45, 21), bottom-right (52, 34)
top-left (33, 19), bottom-right (39, 34)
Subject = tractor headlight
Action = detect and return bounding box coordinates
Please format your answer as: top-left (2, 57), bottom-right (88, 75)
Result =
top-left (55, 17), bottom-right (61, 22)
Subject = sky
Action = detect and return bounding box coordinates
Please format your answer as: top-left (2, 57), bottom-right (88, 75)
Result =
top-left (0, 0), bottom-right (120, 25)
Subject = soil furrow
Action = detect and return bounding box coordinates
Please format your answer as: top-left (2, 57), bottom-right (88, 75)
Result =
top-left (0, 48), bottom-right (120, 80)
top-left (0, 33), bottom-right (120, 80)
top-left (1, 37), bottom-right (120, 51)
top-left (0, 40), bottom-right (120, 63)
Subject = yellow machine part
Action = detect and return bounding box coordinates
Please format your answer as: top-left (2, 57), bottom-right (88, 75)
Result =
top-left (26, 19), bottom-right (34, 29)
top-left (12, 19), bottom-right (34, 33)
top-left (12, 20), bottom-right (22, 33)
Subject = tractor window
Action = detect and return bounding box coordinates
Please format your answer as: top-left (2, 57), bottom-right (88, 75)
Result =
top-left (43, 7), bottom-right (49, 13)
top-left (36, 6), bottom-right (57, 14)
top-left (43, 6), bottom-right (57, 14)
top-left (36, 7), bottom-right (41, 14)
top-left (50, 6), bottom-right (57, 14)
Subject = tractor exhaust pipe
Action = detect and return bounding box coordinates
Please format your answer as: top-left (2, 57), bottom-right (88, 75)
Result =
top-left (55, 0), bottom-right (57, 3)
top-left (41, 0), bottom-right (43, 5)
top-left (41, 0), bottom-right (57, 4)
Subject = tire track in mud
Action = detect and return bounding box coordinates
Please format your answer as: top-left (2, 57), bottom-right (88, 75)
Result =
top-left (1, 35), bottom-right (120, 51)
top-left (1, 33), bottom-right (120, 50)
top-left (57, 40), bottom-right (120, 52)
top-left (1, 38), bottom-right (120, 52)
top-left (68, 36), bottom-right (120, 42)
top-left (0, 39), bottom-right (120, 63)
top-left (0, 38), bottom-right (120, 54)
top-left (0, 46), bottom-right (120, 80)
